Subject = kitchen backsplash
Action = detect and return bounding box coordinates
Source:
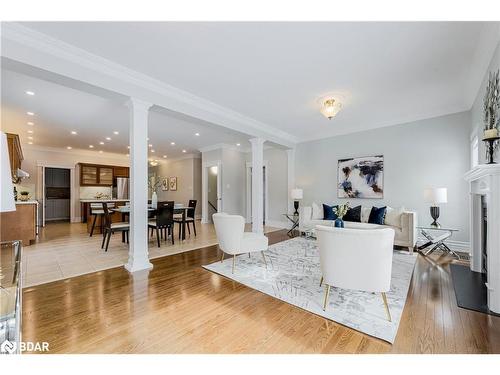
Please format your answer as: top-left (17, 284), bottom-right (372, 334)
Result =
top-left (79, 186), bottom-right (112, 199)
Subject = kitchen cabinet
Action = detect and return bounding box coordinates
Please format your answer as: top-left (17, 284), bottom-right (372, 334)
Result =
top-left (0, 202), bottom-right (37, 246)
top-left (79, 163), bottom-right (126, 186)
top-left (6, 133), bottom-right (23, 183)
top-left (99, 167), bottom-right (113, 185)
top-left (113, 166), bottom-right (129, 178)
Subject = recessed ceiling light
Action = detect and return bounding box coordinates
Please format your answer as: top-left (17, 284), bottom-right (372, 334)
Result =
top-left (147, 137), bottom-right (150, 141)
top-left (151, 149), bottom-right (155, 153)
top-left (106, 137), bottom-right (111, 141)
top-left (170, 142), bottom-right (175, 145)
top-left (27, 130), bottom-right (33, 134)
top-left (182, 150), bottom-right (187, 153)
top-left (195, 133), bottom-right (200, 136)
top-left (66, 146), bottom-right (72, 150)
top-left (149, 144), bottom-right (153, 147)
top-left (89, 145), bottom-right (94, 148)
top-left (27, 122), bottom-right (34, 126)
top-left (127, 146), bottom-right (130, 149)
top-left (28, 136), bottom-right (33, 140)
top-left (28, 141), bottom-right (33, 145)
top-left (27, 112), bottom-right (34, 116)
top-left (71, 131), bottom-right (77, 135)
top-left (99, 141), bottom-right (105, 145)
top-left (236, 143), bottom-right (241, 146)
top-left (25, 90), bottom-right (35, 96)
top-left (113, 131), bottom-right (119, 135)
top-left (163, 155), bottom-right (167, 158)
top-left (99, 150), bottom-right (103, 154)
top-left (126, 153), bottom-right (129, 157)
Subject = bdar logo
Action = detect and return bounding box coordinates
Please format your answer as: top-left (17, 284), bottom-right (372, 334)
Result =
top-left (1, 340), bottom-right (17, 354)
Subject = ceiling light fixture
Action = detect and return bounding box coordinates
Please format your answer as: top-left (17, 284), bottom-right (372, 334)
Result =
top-left (126, 154), bottom-right (129, 157)
top-left (149, 144), bottom-right (153, 147)
top-left (319, 97), bottom-right (343, 120)
top-left (170, 142), bottom-right (175, 145)
top-left (28, 142), bottom-right (33, 145)
top-left (28, 136), bottom-right (33, 140)
top-left (151, 149), bottom-right (155, 153)
top-left (89, 145), bottom-right (94, 148)
top-left (71, 131), bottom-right (77, 135)
top-left (25, 90), bottom-right (35, 96)
top-left (99, 141), bottom-right (105, 145)
top-left (163, 155), bottom-right (167, 158)
top-left (150, 161), bottom-right (158, 166)
top-left (195, 133), bottom-right (200, 136)
top-left (106, 137), bottom-right (111, 141)
top-left (67, 146), bottom-right (72, 150)
top-left (99, 150), bottom-right (103, 154)
top-left (27, 130), bottom-right (33, 134)
top-left (113, 131), bottom-right (119, 135)
top-left (27, 112), bottom-right (34, 116)
top-left (182, 150), bottom-right (187, 153)
top-left (127, 146), bottom-right (130, 149)
top-left (236, 143), bottom-right (241, 146)
top-left (27, 122), bottom-right (34, 126)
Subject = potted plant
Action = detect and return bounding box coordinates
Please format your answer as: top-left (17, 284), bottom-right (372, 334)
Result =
top-left (333, 202), bottom-right (350, 228)
top-left (19, 191), bottom-right (30, 201)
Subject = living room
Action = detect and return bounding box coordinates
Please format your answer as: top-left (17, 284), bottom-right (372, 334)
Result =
top-left (1, 1), bottom-right (500, 373)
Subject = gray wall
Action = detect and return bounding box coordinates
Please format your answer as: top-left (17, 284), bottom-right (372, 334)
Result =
top-left (471, 40), bottom-right (500, 164)
top-left (295, 111), bottom-right (471, 242)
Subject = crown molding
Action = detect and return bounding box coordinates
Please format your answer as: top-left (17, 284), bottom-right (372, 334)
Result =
top-left (24, 143), bottom-right (129, 160)
top-left (1, 22), bottom-right (298, 147)
top-left (152, 153), bottom-right (201, 163)
top-left (198, 143), bottom-right (249, 153)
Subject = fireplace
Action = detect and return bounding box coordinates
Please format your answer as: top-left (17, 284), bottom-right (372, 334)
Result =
top-left (465, 165), bottom-right (500, 313)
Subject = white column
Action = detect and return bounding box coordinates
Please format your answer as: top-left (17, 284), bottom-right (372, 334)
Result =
top-left (125, 98), bottom-right (153, 273)
top-left (250, 138), bottom-right (265, 234)
top-left (286, 148), bottom-right (296, 214)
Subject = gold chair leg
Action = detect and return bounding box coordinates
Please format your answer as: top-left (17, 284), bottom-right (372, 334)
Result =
top-left (323, 284), bottom-right (331, 311)
top-left (220, 252), bottom-right (225, 263)
top-left (232, 254), bottom-right (236, 274)
top-left (319, 276), bottom-right (323, 287)
top-left (381, 292), bottom-right (392, 322)
top-left (261, 251), bottom-right (267, 268)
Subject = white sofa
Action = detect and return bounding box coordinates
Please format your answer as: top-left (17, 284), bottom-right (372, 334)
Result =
top-left (299, 205), bottom-right (417, 252)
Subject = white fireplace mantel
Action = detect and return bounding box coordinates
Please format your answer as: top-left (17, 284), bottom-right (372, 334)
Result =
top-left (464, 164), bottom-right (500, 313)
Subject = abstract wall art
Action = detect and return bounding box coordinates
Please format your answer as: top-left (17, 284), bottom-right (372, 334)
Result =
top-left (338, 155), bottom-right (384, 198)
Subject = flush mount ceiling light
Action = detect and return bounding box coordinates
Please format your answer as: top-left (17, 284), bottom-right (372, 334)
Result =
top-left (170, 142), bottom-right (175, 146)
top-left (25, 90), bottom-right (35, 96)
top-left (106, 137), bottom-right (111, 141)
top-left (319, 96), bottom-right (343, 120)
top-left (71, 131), bottom-right (77, 135)
top-left (27, 122), bottom-right (34, 126)
top-left (113, 131), bottom-right (119, 135)
top-left (99, 141), bottom-right (105, 145)
top-left (150, 161), bottom-right (158, 166)
top-left (27, 112), bottom-right (34, 116)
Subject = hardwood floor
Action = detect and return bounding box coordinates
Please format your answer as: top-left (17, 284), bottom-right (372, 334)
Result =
top-left (22, 230), bottom-right (500, 354)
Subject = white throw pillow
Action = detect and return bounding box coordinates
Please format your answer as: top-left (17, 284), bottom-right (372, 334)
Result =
top-left (361, 206), bottom-right (371, 223)
top-left (385, 206), bottom-right (404, 228)
top-left (312, 202), bottom-right (323, 220)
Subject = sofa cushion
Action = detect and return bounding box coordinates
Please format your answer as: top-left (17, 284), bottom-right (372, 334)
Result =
top-left (344, 205), bottom-right (361, 222)
top-left (323, 204), bottom-right (338, 220)
top-left (385, 206), bottom-right (404, 228)
top-left (369, 206), bottom-right (387, 225)
top-left (312, 202), bottom-right (323, 220)
top-left (361, 206), bottom-right (371, 223)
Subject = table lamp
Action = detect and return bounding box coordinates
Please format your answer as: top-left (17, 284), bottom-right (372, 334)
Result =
top-left (1, 131), bottom-right (16, 213)
top-left (290, 188), bottom-right (303, 215)
top-left (424, 187), bottom-right (447, 228)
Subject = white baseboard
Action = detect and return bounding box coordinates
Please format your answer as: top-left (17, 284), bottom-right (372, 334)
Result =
top-left (445, 240), bottom-right (470, 253)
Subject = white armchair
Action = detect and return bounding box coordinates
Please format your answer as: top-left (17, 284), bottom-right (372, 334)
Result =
top-left (213, 213), bottom-right (269, 273)
top-left (316, 225), bottom-right (395, 321)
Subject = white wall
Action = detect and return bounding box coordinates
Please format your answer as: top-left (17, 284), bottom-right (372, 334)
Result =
top-left (470, 40), bottom-right (500, 164)
top-left (221, 148), bottom-right (246, 216)
top-left (295, 111), bottom-right (471, 242)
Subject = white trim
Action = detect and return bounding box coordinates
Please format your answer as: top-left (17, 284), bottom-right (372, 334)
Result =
top-left (161, 153), bottom-right (201, 162)
top-left (199, 143), bottom-right (249, 153)
top-left (445, 240), bottom-right (470, 253)
top-left (29, 144), bottom-right (129, 162)
top-left (202, 160), bottom-right (222, 224)
top-left (2, 22), bottom-right (297, 148)
top-left (245, 161), bottom-right (269, 225)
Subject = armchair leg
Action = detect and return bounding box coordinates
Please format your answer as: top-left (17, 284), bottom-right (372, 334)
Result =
top-left (323, 284), bottom-right (331, 311)
top-left (261, 251), bottom-right (267, 269)
top-left (381, 292), bottom-right (392, 322)
top-left (232, 254), bottom-right (236, 274)
top-left (319, 276), bottom-right (323, 287)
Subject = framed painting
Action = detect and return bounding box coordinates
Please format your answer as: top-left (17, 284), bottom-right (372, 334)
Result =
top-left (161, 178), bottom-right (169, 191)
top-left (337, 155), bottom-right (384, 198)
top-left (169, 176), bottom-right (177, 191)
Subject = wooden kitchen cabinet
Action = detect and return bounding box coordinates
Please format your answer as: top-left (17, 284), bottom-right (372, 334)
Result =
top-left (0, 203), bottom-right (37, 246)
top-left (81, 165), bottom-right (98, 185)
top-left (79, 163), bottom-right (124, 186)
top-left (6, 133), bottom-right (23, 183)
top-left (113, 166), bottom-right (129, 178)
top-left (99, 167), bottom-right (113, 185)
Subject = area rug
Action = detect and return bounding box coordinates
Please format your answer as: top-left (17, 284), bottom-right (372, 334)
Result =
top-left (203, 236), bottom-right (417, 343)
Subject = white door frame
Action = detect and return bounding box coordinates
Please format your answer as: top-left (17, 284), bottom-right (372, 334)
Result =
top-left (245, 161), bottom-right (269, 224)
top-left (37, 162), bottom-right (77, 225)
top-left (202, 160), bottom-right (222, 223)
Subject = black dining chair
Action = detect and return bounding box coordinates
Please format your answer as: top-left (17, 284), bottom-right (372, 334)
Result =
top-left (89, 202), bottom-right (115, 237)
top-left (148, 201), bottom-right (175, 247)
top-left (174, 199), bottom-right (197, 238)
top-left (101, 203), bottom-right (130, 252)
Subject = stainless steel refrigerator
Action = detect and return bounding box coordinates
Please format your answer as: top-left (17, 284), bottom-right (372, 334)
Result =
top-left (116, 177), bottom-right (129, 199)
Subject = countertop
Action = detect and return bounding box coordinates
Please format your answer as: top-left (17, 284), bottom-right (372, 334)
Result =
top-left (80, 199), bottom-right (130, 203)
top-left (14, 200), bottom-right (38, 205)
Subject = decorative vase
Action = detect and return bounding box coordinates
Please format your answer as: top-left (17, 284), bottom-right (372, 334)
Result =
top-left (151, 191), bottom-right (158, 209)
top-left (334, 218), bottom-right (344, 228)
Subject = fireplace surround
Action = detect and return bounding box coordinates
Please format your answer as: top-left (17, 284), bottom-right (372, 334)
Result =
top-left (464, 164), bottom-right (500, 313)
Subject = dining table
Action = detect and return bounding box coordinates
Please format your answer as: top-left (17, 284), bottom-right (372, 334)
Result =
top-left (112, 204), bottom-right (194, 241)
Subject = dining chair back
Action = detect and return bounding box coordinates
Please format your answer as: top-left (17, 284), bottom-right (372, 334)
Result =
top-left (187, 200), bottom-right (197, 219)
top-left (156, 201), bottom-right (174, 228)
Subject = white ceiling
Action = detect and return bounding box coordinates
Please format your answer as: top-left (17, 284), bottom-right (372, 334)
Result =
top-left (17, 21), bottom-right (498, 141)
top-left (1, 69), bottom-right (252, 158)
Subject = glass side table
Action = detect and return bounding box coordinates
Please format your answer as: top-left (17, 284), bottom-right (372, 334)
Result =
top-left (417, 226), bottom-right (459, 258)
top-left (282, 213), bottom-right (300, 237)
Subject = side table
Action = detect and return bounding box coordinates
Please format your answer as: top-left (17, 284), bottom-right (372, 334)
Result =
top-left (417, 226), bottom-right (459, 258)
top-left (283, 213), bottom-right (299, 237)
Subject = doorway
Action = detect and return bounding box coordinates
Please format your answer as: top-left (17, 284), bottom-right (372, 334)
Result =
top-left (44, 167), bottom-right (71, 223)
top-left (202, 160), bottom-right (222, 223)
top-left (246, 162), bottom-right (268, 225)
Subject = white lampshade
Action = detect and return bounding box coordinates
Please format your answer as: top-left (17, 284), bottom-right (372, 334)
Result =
top-left (424, 188), bottom-right (447, 205)
top-left (291, 188), bottom-right (303, 200)
top-left (1, 131), bottom-right (16, 212)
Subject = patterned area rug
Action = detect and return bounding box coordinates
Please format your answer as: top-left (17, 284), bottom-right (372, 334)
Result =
top-left (203, 236), bottom-right (417, 343)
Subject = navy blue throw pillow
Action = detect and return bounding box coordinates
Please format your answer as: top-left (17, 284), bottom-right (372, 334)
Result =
top-left (344, 205), bottom-right (361, 222)
top-left (322, 204), bottom-right (338, 220)
top-left (369, 206), bottom-right (387, 225)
